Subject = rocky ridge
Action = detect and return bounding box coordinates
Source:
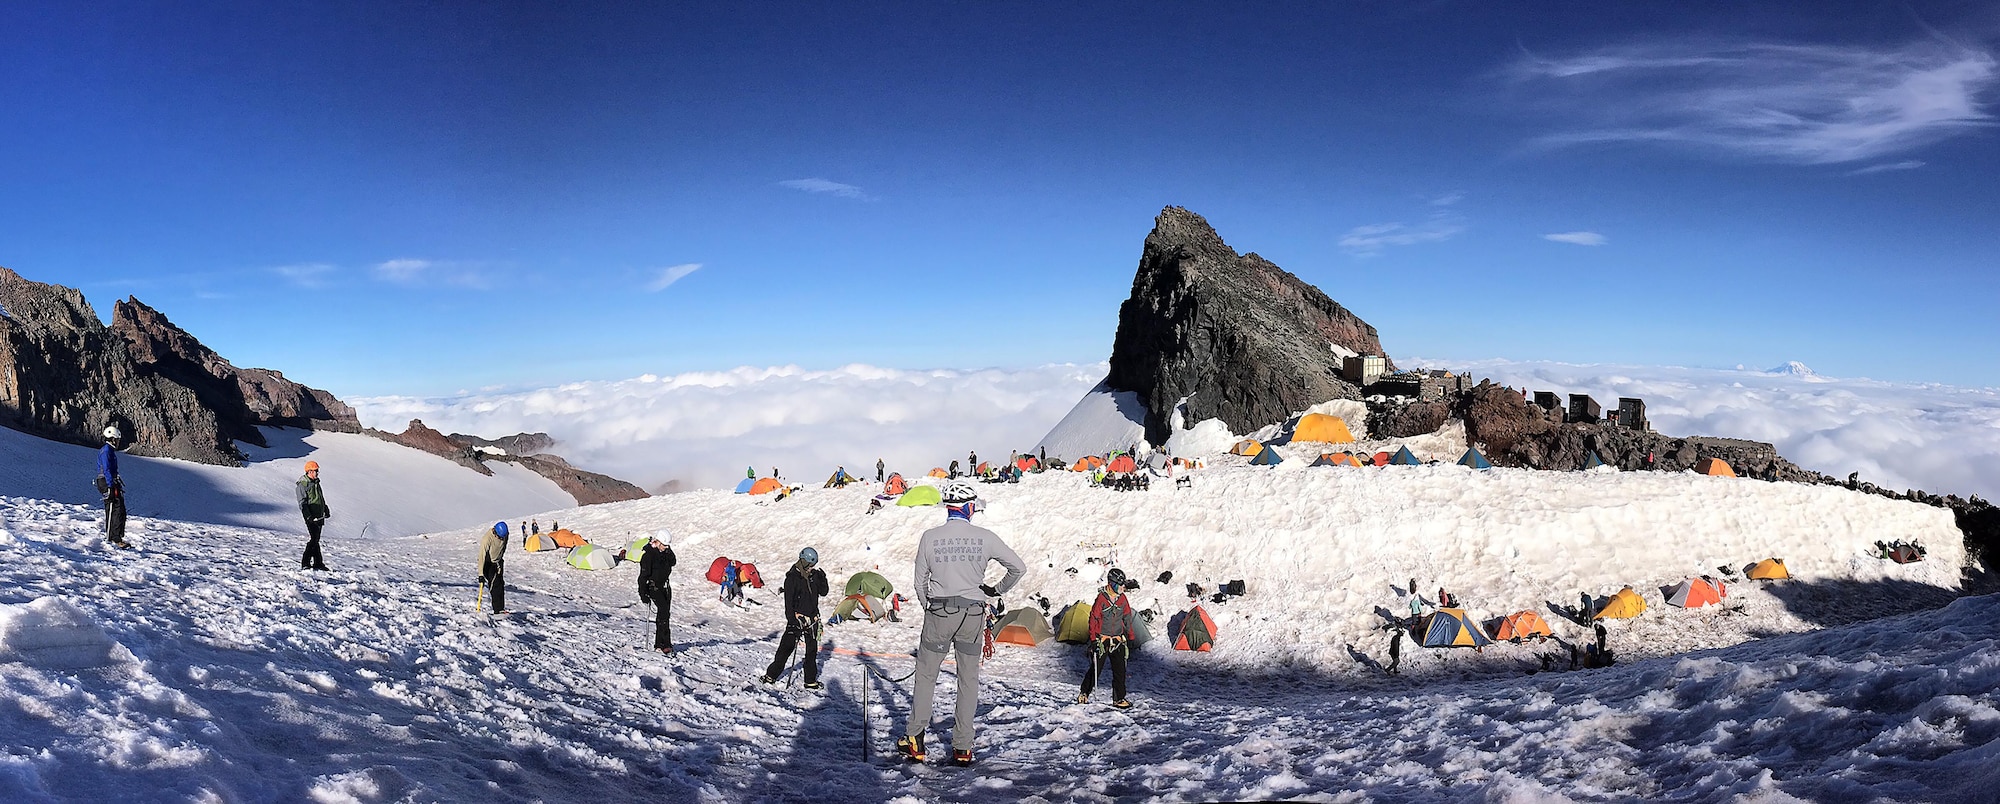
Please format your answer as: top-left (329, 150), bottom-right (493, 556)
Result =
top-left (373, 419), bottom-right (648, 506)
top-left (1106, 206), bottom-right (1389, 445)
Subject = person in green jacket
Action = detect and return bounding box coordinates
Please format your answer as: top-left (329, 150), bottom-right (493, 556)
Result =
top-left (295, 460), bottom-right (330, 570)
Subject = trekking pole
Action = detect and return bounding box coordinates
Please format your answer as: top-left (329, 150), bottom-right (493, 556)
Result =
top-left (860, 664), bottom-right (869, 762)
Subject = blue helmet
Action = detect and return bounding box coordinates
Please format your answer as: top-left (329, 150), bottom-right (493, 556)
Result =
top-left (800, 547), bottom-right (818, 565)
top-left (494, 521), bottom-right (509, 537)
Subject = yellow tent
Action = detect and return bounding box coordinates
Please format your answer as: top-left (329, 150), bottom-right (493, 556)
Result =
top-left (926, 467), bottom-right (949, 478)
top-left (1292, 413), bottom-right (1355, 444)
top-left (1697, 457), bottom-right (1737, 477)
top-left (1747, 558), bottom-right (1790, 580)
top-left (1593, 587), bottom-right (1648, 620)
top-left (1230, 439), bottom-right (1264, 456)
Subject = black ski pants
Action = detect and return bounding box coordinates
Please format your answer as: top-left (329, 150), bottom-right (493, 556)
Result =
top-left (765, 618), bottom-right (819, 683)
top-left (1081, 641), bottom-right (1128, 700)
top-left (301, 518), bottom-right (327, 569)
top-left (104, 493), bottom-right (127, 544)
top-left (650, 587), bottom-right (673, 650)
top-left (481, 558), bottom-right (505, 613)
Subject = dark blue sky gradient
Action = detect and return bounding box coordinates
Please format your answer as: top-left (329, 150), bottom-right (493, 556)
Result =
top-left (2, 1), bottom-right (1995, 394)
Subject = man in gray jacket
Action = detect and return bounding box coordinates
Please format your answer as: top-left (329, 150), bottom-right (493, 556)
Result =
top-left (477, 521), bottom-right (509, 614)
top-left (897, 480), bottom-right (1024, 767)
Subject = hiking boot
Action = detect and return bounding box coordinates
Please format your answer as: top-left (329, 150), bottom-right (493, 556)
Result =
top-left (803, 681), bottom-right (823, 690)
top-left (1076, 693), bottom-right (1089, 704)
top-left (1114, 699), bottom-right (1132, 709)
top-left (951, 749), bottom-right (974, 767)
top-left (895, 735), bottom-right (925, 763)
top-left (758, 674), bottom-right (775, 685)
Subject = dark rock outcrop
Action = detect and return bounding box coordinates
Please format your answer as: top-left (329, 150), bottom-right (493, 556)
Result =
top-left (0, 267), bottom-right (356, 465)
top-left (449, 431), bottom-right (555, 457)
top-left (368, 420), bottom-right (649, 506)
top-left (1107, 207), bottom-right (1389, 445)
top-left (1369, 399), bottom-right (1453, 440)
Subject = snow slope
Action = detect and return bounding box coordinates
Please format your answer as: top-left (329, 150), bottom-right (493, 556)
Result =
top-left (0, 472), bottom-right (1990, 801)
top-left (0, 424), bottom-right (573, 538)
top-left (1033, 382), bottom-right (1148, 461)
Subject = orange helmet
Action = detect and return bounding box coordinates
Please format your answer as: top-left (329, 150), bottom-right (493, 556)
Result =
top-left (304, 461), bottom-right (320, 472)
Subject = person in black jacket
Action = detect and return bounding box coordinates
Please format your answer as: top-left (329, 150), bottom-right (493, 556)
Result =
top-left (760, 547), bottom-right (830, 688)
top-left (295, 460), bottom-right (330, 570)
top-left (637, 531), bottom-right (677, 654)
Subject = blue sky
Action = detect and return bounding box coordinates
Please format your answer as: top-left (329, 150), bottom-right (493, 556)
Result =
top-left (2, 1), bottom-right (1996, 397)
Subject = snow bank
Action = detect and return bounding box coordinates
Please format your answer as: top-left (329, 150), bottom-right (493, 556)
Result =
top-left (0, 424), bottom-right (572, 537)
top-left (0, 598), bottom-right (129, 670)
top-left (1033, 381), bottom-right (1147, 460)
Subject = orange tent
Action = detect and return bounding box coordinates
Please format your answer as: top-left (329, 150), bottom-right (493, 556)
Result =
top-left (548, 528), bottom-right (589, 548)
top-left (1371, 451), bottom-right (1391, 467)
top-left (1314, 452), bottom-right (1362, 467)
top-left (1292, 413), bottom-right (1355, 444)
top-left (1015, 456), bottom-right (1039, 472)
top-left (1493, 610), bottom-right (1553, 641)
top-left (1666, 577), bottom-right (1727, 608)
top-left (976, 461), bottom-right (991, 475)
top-left (927, 467), bottom-right (949, 478)
top-left (1072, 456), bottom-right (1106, 472)
top-left (1107, 454), bottom-right (1137, 473)
top-left (883, 473), bottom-right (908, 495)
top-left (1697, 457), bottom-right (1737, 477)
top-left (748, 477), bottom-right (785, 495)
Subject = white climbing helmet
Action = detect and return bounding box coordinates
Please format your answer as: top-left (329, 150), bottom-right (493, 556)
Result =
top-left (940, 479), bottom-right (978, 505)
top-left (102, 425), bottom-right (121, 441)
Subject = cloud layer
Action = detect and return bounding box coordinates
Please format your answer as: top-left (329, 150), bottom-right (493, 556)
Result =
top-left (1432, 358), bottom-right (2000, 500)
top-left (1510, 37), bottom-right (1998, 163)
top-left (352, 359), bottom-right (2000, 503)
top-left (349, 364), bottom-right (1104, 492)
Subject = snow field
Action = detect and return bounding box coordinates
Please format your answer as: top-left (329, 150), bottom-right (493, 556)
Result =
top-left (1, 479), bottom-right (1993, 800)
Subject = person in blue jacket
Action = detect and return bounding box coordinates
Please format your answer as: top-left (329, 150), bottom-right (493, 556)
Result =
top-left (96, 425), bottom-right (130, 548)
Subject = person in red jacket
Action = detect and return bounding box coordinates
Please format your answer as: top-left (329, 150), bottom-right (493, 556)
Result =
top-left (1079, 568), bottom-right (1136, 708)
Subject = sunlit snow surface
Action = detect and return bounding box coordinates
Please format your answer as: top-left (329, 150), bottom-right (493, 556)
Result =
top-left (2, 449), bottom-right (1990, 801)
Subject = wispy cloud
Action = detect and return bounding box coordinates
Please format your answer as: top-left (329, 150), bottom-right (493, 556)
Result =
top-left (1339, 214), bottom-right (1465, 256)
top-left (1544, 231), bottom-right (1608, 246)
top-left (646, 263), bottom-right (702, 292)
top-left (1508, 36), bottom-right (1998, 164)
top-left (779, 178), bottom-right (870, 199)
top-left (349, 363), bottom-right (1103, 492)
top-left (1847, 159), bottom-right (1927, 175)
top-left (372, 258), bottom-right (492, 290)
top-left (272, 263), bottom-right (336, 289)
top-left (1430, 191), bottom-right (1466, 207)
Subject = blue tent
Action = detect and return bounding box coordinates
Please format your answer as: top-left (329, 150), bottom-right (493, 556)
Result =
top-left (1420, 608), bottom-right (1494, 648)
top-left (1389, 446), bottom-right (1422, 466)
top-left (1583, 451), bottom-right (1608, 470)
top-left (1457, 448), bottom-right (1493, 470)
top-left (733, 477), bottom-right (756, 494)
top-left (1248, 447), bottom-right (1283, 466)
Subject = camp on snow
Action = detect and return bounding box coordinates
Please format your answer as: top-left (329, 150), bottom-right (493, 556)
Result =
top-left (896, 485), bottom-right (942, 506)
top-left (1421, 608), bottom-right (1493, 648)
top-left (1457, 447), bottom-right (1493, 469)
top-left (548, 528), bottom-right (588, 548)
top-left (1389, 446), bottom-right (1422, 466)
top-left (1492, 610), bottom-right (1553, 641)
top-left (1231, 439), bottom-right (1264, 456)
top-left (1055, 602), bottom-right (1092, 645)
top-left (747, 477), bottom-right (784, 495)
top-left (1171, 606), bottom-right (1217, 652)
top-left (822, 468), bottom-right (858, 488)
top-left (1665, 577), bottom-right (1727, 608)
top-left (1746, 558), bottom-right (1790, 580)
top-left (1312, 452), bottom-right (1363, 467)
top-left (1594, 587), bottom-right (1648, 619)
top-left (1107, 454), bottom-right (1137, 473)
top-left (990, 608), bottom-right (1054, 647)
top-left (883, 473), bottom-right (908, 495)
top-left (1291, 413), bottom-right (1355, 444)
top-left (1072, 456), bottom-right (1106, 472)
top-left (1697, 457), bottom-right (1737, 477)
top-left (1248, 448), bottom-right (1283, 466)
top-left (566, 543), bottom-right (617, 570)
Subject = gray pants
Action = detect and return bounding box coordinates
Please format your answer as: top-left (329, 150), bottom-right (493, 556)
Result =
top-left (908, 602), bottom-right (985, 750)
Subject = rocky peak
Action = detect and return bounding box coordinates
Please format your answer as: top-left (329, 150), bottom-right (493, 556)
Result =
top-left (1106, 206), bottom-right (1390, 444)
top-left (0, 266), bottom-right (358, 464)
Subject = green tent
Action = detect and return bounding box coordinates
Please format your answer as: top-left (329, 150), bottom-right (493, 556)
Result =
top-left (1055, 601), bottom-right (1092, 644)
top-left (896, 485), bottom-right (942, 506)
top-left (623, 536), bottom-right (650, 562)
top-left (567, 543), bottom-right (617, 570)
top-left (833, 594), bottom-right (888, 623)
top-left (845, 571), bottom-right (894, 599)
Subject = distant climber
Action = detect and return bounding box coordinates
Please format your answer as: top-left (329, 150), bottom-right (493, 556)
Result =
top-left (760, 547), bottom-right (830, 688)
top-left (638, 530), bottom-right (677, 654)
top-left (478, 521), bottom-right (509, 614)
top-left (877, 458), bottom-right (885, 482)
top-left (95, 425), bottom-right (129, 548)
top-left (296, 460), bottom-right (330, 570)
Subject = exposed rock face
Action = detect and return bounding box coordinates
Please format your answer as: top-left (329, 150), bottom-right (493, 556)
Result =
top-left (449, 431), bottom-right (555, 456)
top-left (370, 420), bottom-right (649, 506)
top-left (0, 267), bottom-right (355, 465)
top-left (1368, 398), bottom-right (1453, 440)
top-left (1455, 380), bottom-right (1822, 480)
top-left (1107, 207), bottom-right (1389, 445)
